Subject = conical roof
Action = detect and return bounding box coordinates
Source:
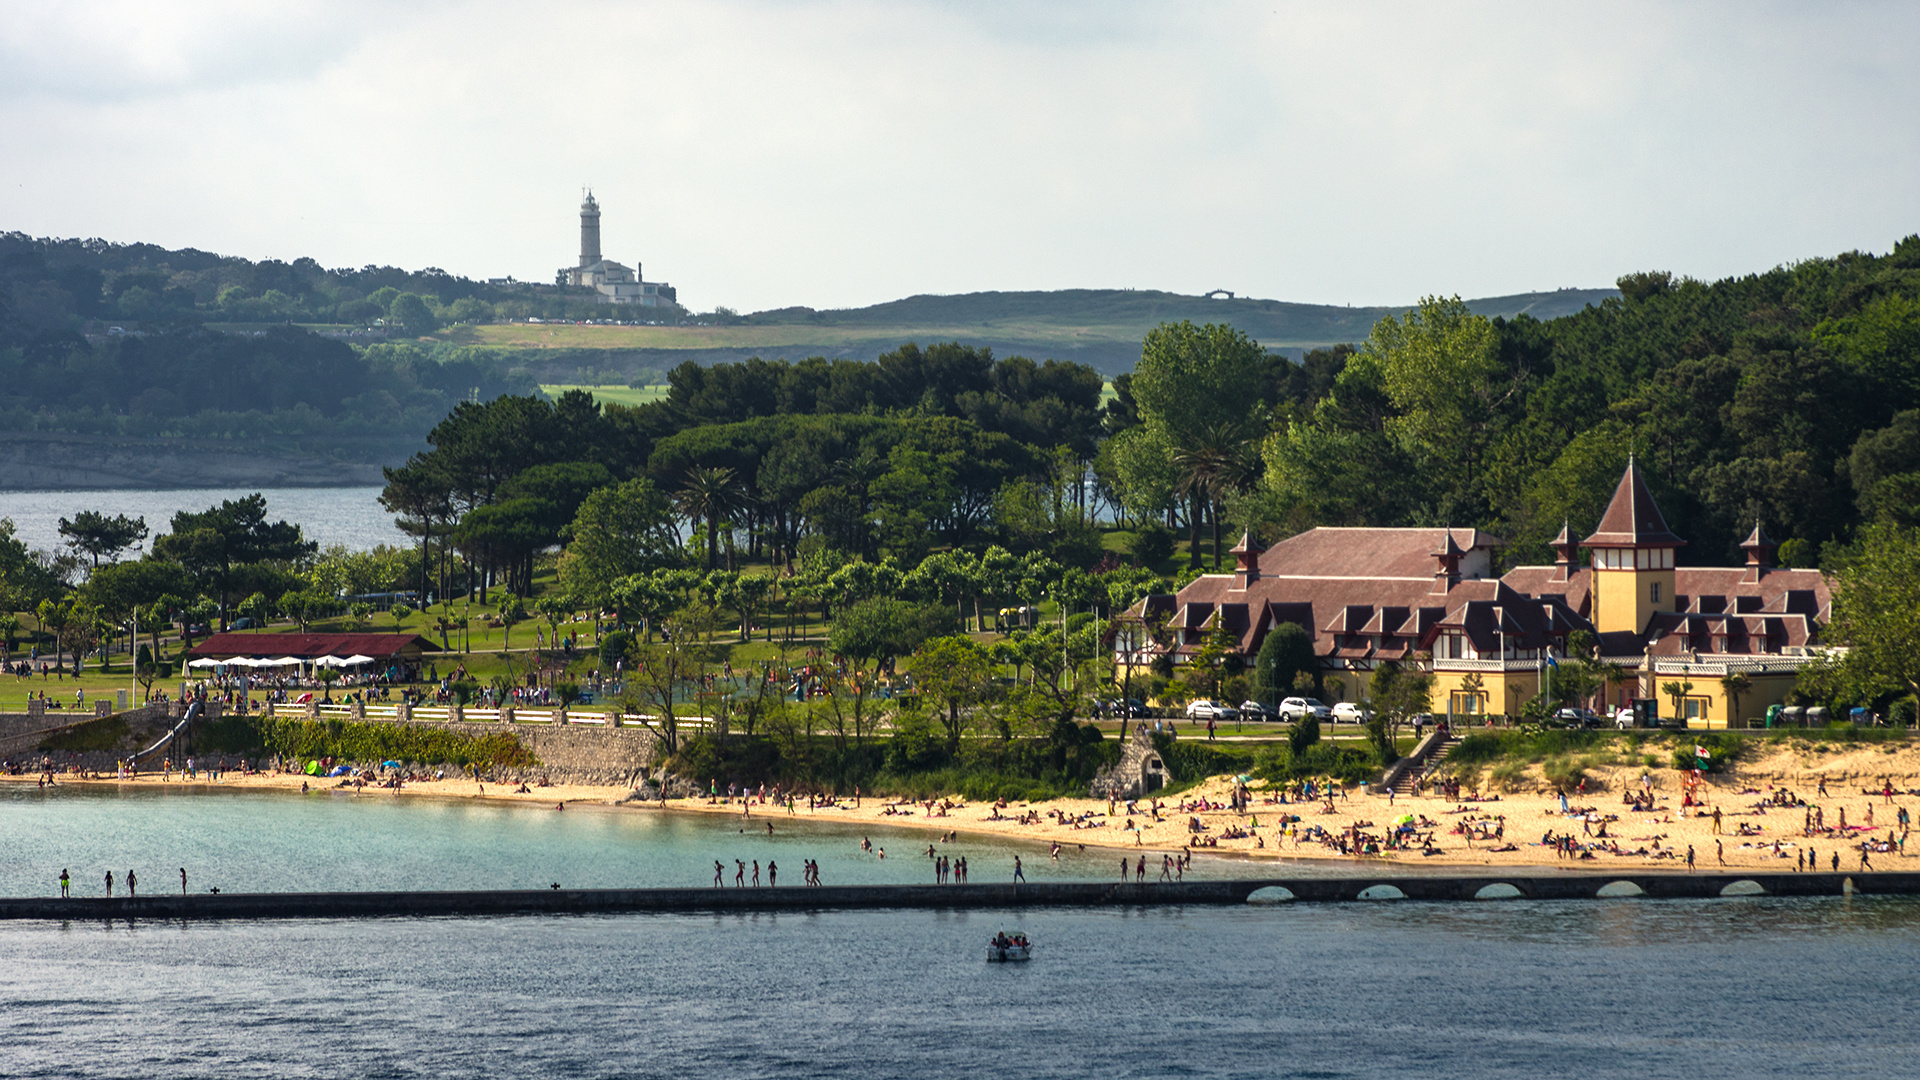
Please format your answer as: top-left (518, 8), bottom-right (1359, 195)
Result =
top-left (1582, 459), bottom-right (1686, 548)
top-left (1228, 530), bottom-right (1263, 556)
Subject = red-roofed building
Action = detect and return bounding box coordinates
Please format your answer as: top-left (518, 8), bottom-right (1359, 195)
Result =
top-left (1119, 461), bottom-right (1831, 728)
top-left (186, 633), bottom-right (436, 677)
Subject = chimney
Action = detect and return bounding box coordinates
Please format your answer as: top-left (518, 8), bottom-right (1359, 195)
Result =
top-left (1228, 531), bottom-right (1263, 591)
top-left (1740, 521), bottom-right (1776, 584)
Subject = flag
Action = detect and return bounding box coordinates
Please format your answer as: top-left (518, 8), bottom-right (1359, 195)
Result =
top-left (1546, 655), bottom-right (1559, 669)
top-left (1695, 744), bottom-right (1711, 760)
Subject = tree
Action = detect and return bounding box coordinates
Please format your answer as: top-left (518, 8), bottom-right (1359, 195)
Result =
top-left (498, 593), bottom-right (526, 651)
top-left (57, 511), bottom-right (148, 569)
top-left (558, 478), bottom-right (682, 611)
top-left (1720, 672), bottom-right (1752, 727)
top-left (1369, 659), bottom-right (1434, 761)
top-left (825, 599), bottom-right (953, 751)
top-left (153, 495), bottom-right (315, 630)
top-left (674, 466), bottom-right (744, 571)
top-left (1131, 321), bottom-right (1266, 566)
top-left (1253, 622), bottom-right (1316, 705)
top-left (390, 602), bottom-right (413, 634)
top-left (1825, 521), bottom-right (1920, 718)
top-left (912, 635), bottom-right (992, 752)
top-left (387, 292), bottom-right (439, 334)
top-left (1661, 678), bottom-right (1696, 722)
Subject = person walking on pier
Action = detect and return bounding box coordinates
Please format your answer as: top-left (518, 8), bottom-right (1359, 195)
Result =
top-left (1013, 856), bottom-right (1025, 883)
top-left (59, 870), bottom-right (69, 897)
top-left (104, 870), bottom-right (113, 897)
top-left (1685, 846), bottom-right (1695, 873)
top-left (127, 869), bottom-right (137, 897)
top-left (768, 860), bottom-right (777, 887)
top-left (180, 868), bottom-right (188, 895)
top-left (714, 860), bottom-right (724, 887)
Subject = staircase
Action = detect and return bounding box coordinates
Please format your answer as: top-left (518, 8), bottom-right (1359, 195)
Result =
top-left (1394, 735), bottom-right (1458, 795)
top-left (1368, 729), bottom-right (1458, 795)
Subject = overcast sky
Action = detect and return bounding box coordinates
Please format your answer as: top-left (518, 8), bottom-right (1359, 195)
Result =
top-left (2, 1), bottom-right (1915, 313)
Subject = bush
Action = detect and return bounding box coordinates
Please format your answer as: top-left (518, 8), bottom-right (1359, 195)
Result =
top-left (38, 716), bottom-right (130, 754)
top-left (1128, 525), bottom-right (1175, 567)
top-left (1289, 716), bottom-right (1321, 755)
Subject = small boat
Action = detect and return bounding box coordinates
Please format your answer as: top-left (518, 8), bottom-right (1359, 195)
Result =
top-left (987, 933), bottom-right (1031, 962)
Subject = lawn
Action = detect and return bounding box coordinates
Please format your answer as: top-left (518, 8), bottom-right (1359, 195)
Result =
top-left (538, 384), bottom-right (670, 407)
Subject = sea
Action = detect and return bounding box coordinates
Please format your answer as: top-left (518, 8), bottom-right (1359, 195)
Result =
top-left (2, 784), bottom-right (1917, 1078)
top-left (0, 487), bottom-right (401, 556)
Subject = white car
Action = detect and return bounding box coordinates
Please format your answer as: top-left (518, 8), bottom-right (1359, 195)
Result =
top-left (1331, 701), bottom-right (1371, 723)
top-left (1279, 697), bottom-right (1333, 722)
top-left (1185, 699), bottom-right (1240, 722)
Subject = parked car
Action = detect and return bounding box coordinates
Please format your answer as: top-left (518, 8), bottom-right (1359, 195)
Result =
top-left (231, 617), bottom-right (257, 630)
top-left (1331, 701), bottom-right (1372, 723)
top-left (1239, 699), bottom-right (1281, 722)
top-left (1186, 699), bottom-right (1240, 722)
top-left (1097, 698), bottom-right (1150, 719)
top-left (1548, 707), bottom-right (1604, 729)
top-left (1279, 696), bottom-right (1333, 722)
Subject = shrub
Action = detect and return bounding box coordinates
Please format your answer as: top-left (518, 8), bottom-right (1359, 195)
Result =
top-left (38, 716), bottom-right (130, 754)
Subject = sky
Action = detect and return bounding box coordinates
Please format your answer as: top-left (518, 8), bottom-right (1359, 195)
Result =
top-left (2, 1), bottom-right (1916, 314)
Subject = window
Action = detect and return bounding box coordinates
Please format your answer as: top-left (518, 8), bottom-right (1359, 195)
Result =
top-left (1650, 582), bottom-right (1662, 603)
top-left (1436, 632), bottom-right (1468, 659)
top-left (1450, 691), bottom-right (1486, 715)
top-left (1682, 696), bottom-right (1710, 721)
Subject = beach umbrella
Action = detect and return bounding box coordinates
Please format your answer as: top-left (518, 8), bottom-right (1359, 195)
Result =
top-left (266, 656), bottom-right (303, 667)
top-left (186, 658), bottom-right (224, 670)
top-left (311, 656), bottom-right (349, 668)
top-left (342, 654), bottom-right (376, 666)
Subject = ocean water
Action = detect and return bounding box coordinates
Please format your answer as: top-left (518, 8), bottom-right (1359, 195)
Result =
top-left (1, 895), bottom-right (1914, 1078)
top-left (0, 487), bottom-right (401, 555)
top-left (0, 786), bottom-right (1917, 1078)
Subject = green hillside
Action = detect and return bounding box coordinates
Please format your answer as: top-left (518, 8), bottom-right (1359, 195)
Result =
top-left (465, 286), bottom-right (1618, 378)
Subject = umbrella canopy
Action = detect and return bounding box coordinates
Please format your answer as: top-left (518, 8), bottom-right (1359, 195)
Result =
top-left (186, 657), bottom-right (225, 670)
top-left (310, 656), bottom-right (351, 668)
top-left (342, 654), bottom-right (376, 666)
top-left (265, 656), bottom-right (304, 667)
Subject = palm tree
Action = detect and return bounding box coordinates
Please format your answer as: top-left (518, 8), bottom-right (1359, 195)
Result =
top-left (1721, 672), bottom-right (1752, 728)
top-left (675, 466), bottom-right (744, 570)
top-left (1171, 421), bottom-right (1260, 569)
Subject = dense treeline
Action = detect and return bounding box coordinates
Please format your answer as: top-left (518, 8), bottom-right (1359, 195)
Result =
top-left (0, 231), bottom-right (653, 334)
top-left (1251, 236), bottom-right (1920, 567)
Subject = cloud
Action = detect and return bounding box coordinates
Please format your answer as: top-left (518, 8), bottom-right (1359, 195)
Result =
top-left (1, 0), bottom-right (1915, 313)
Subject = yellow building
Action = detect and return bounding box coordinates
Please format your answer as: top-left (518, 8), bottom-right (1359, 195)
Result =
top-left (1123, 461), bottom-right (1831, 729)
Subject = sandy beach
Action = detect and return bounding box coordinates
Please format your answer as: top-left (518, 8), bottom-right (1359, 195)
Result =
top-left (13, 738), bottom-right (1915, 875)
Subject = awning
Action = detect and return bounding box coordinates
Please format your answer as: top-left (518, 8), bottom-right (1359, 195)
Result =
top-left (186, 658), bottom-right (224, 669)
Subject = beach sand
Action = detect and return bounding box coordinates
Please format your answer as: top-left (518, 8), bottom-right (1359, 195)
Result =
top-left (14, 741), bottom-right (1914, 875)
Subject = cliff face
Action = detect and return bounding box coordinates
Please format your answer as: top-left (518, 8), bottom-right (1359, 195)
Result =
top-left (0, 432), bottom-right (414, 490)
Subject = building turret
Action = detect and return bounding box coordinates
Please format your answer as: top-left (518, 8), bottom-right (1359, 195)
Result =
top-left (1583, 458), bottom-right (1685, 634)
top-left (1740, 521), bottom-right (1776, 584)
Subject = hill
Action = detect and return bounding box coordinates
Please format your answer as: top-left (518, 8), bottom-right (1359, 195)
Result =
top-left (458, 286), bottom-right (1618, 378)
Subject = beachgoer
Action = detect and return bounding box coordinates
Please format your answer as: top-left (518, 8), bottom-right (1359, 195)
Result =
top-left (714, 860), bottom-right (724, 887)
top-left (1685, 846), bottom-right (1695, 873)
top-left (180, 868), bottom-right (188, 895)
top-left (1013, 856), bottom-right (1025, 882)
top-left (1832, 852), bottom-right (1840, 872)
top-left (768, 861), bottom-right (777, 887)
top-left (127, 869), bottom-right (137, 897)
top-left (59, 869), bottom-right (69, 897)
top-left (104, 870), bottom-right (113, 897)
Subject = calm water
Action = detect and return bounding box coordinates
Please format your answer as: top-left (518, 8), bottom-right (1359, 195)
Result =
top-left (0, 487), bottom-right (401, 554)
top-left (2, 786), bottom-right (1915, 1078)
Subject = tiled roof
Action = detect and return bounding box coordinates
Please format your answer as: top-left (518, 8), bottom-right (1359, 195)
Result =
top-left (186, 633), bottom-right (437, 659)
top-left (1584, 458), bottom-right (1686, 548)
top-left (1257, 527), bottom-right (1500, 580)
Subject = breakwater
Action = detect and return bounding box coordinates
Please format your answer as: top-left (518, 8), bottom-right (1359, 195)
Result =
top-left (6, 871), bottom-right (1915, 921)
